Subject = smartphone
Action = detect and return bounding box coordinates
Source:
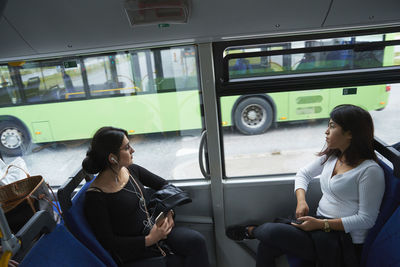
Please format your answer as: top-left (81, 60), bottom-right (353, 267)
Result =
top-left (155, 212), bottom-right (166, 226)
top-left (291, 219), bottom-right (304, 225)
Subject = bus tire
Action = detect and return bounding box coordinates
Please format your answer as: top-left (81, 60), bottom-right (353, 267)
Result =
top-left (234, 97), bottom-right (273, 135)
top-left (0, 121), bottom-right (30, 156)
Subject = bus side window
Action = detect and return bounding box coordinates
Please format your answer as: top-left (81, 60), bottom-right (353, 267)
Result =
top-left (0, 86), bottom-right (12, 106)
top-left (234, 58), bottom-right (253, 74)
top-left (25, 76), bottom-right (41, 102)
top-left (296, 54), bottom-right (316, 71)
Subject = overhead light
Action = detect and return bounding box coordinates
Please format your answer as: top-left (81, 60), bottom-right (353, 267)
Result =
top-left (124, 0), bottom-right (191, 27)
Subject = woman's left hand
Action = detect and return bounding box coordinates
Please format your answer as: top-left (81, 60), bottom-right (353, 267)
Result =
top-left (291, 216), bottom-right (323, 231)
top-left (167, 210), bottom-right (175, 229)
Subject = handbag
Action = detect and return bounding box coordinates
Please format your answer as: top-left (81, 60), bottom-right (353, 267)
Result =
top-left (148, 183), bottom-right (192, 222)
top-left (0, 165), bottom-right (55, 233)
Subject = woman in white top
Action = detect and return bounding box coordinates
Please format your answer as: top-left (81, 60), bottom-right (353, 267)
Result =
top-left (226, 104), bottom-right (385, 267)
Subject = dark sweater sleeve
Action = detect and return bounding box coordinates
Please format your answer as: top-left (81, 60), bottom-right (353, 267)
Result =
top-left (84, 191), bottom-right (146, 260)
top-left (129, 164), bottom-right (167, 190)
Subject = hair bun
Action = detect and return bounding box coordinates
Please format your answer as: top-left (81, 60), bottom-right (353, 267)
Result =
top-left (82, 155), bottom-right (101, 174)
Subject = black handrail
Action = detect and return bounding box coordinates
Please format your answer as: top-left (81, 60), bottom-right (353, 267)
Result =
top-left (374, 137), bottom-right (400, 177)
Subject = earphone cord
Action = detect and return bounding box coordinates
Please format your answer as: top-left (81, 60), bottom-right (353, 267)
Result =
top-left (128, 172), bottom-right (167, 257)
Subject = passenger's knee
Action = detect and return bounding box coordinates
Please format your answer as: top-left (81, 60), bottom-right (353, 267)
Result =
top-left (254, 223), bottom-right (283, 244)
top-left (187, 230), bottom-right (207, 249)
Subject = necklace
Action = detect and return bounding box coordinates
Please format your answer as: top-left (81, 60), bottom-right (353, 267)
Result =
top-left (115, 175), bottom-right (124, 188)
top-left (121, 176), bottom-right (146, 207)
top-left (121, 173), bottom-right (167, 256)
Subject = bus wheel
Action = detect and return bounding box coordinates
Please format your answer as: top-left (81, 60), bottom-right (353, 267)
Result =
top-left (234, 97), bottom-right (273, 135)
top-left (0, 121), bottom-right (30, 156)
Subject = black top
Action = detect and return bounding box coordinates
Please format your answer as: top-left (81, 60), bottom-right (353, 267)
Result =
top-left (84, 164), bottom-right (167, 264)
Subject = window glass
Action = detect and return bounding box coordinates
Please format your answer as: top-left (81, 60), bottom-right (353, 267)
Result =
top-left (221, 33), bottom-right (400, 178)
top-left (61, 60), bottom-right (85, 99)
top-left (85, 55), bottom-right (119, 97)
top-left (0, 45), bottom-right (204, 187)
top-left (18, 62), bottom-right (44, 102)
top-left (221, 83), bottom-right (399, 177)
top-left (0, 65), bottom-right (20, 105)
top-left (6, 60), bottom-right (86, 102)
top-left (115, 53), bottom-right (137, 96)
top-left (132, 50), bottom-right (156, 93)
top-left (158, 46), bottom-right (198, 92)
top-left (226, 33), bottom-right (400, 81)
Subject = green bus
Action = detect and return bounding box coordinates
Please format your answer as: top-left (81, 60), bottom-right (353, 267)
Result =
top-left (0, 33), bottom-right (396, 156)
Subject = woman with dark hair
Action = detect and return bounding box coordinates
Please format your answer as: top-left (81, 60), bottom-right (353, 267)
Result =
top-left (83, 127), bottom-right (210, 267)
top-left (226, 104), bottom-right (385, 267)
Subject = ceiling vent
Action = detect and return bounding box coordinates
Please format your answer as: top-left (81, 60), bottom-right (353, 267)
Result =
top-left (124, 0), bottom-right (191, 27)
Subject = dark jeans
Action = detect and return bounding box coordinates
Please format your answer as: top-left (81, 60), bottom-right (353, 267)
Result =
top-left (165, 226), bottom-right (210, 267)
top-left (253, 222), bottom-right (362, 267)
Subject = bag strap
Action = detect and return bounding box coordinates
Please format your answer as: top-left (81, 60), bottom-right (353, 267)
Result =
top-left (30, 183), bottom-right (63, 221)
top-left (0, 164), bottom-right (30, 181)
top-left (128, 173), bottom-right (166, 257)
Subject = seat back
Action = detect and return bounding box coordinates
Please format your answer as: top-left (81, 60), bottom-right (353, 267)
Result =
top-left (20, 223), bottom-right (105, 267)
top-left (361, 159), bottom-right (400, 266)
top-left (62, 178), bottom-right (118, 267)
top-left (58, 170), bottom-right (167, 267)
top-left (365, 205), bottom-right (400, 267)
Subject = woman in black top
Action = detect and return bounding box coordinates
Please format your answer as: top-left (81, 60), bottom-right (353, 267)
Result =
top-left (83, 127), bottom-right (210, 267)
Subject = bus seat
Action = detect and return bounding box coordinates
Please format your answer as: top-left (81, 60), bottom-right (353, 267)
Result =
top-left (25, 76), bottom-right (40, 99)
top-left (0, 86), bottom-right (13, 105)
top-left (360, 159), bottom-right (400, 266)
top-left (19, 223), bottom-right (105, 267)
top-left (393, 141), bottom-right (400, 151)
top-left (58, 169), bottom-right (167, 267)
top-left (61, 176), bottom-right (118, 267)
top-left (365, 205), bottom-right (400, 267)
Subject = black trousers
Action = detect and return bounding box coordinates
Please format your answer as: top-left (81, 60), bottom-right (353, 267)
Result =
top-left (124, 226), bottom-right (210, 267)
top-left (165, 226), bottom-right (210, 267)
top-left (253, 222), bottom-right (362, 267)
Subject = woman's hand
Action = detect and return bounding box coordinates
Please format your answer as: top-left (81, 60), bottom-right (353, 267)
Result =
top-left (295, 200), bottom-right (309, 218)
top-left (145, 216), bottom-right (173, 246)
top-left (291, 216), bottom-right (323, 231)
top-left (167, 210), bottom-right (175, 229)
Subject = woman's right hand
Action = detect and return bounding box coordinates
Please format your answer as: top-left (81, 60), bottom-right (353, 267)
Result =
top-left (296, 200), bottom-right (309, 218)
top-left (145, 217), bottom-right (173, 246)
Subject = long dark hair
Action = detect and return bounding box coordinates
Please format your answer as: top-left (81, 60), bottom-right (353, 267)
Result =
top-left (319, 104), bottom-right (377, 166)
top-left (82, 126), bottom-right (128, 174)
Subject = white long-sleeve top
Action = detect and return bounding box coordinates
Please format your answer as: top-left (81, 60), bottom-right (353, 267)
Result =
top-left (294, 155), bottom-right (385, 244)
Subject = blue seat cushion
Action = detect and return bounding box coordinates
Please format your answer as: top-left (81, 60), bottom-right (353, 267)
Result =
top-left (20, 223), bottom-right (105, 267)
top-left (361, 160), bottom-right (400, 266)
top-left (365, 205), bottom-right (400, 267)
top-left (63, 179), bottom-right (118, 267)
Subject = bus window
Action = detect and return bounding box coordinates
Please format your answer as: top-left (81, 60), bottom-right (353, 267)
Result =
top-left (219, 32), bottom-right (400, 178)
top-left (18, 62), bottom-right (43, 102)
top-left (85, 54), bottom-right (124, 97)
top-left (0, 66), bottom-right (19, 105)
top-left (114, 53), bottom-right (137, 96)
top-left (5, 60), bottom-right (86, 102)
top-left (131, 50), bottom-right (156, 94)
top-left (61, 60), bottom-right (85, 100)
top-left (227, 44), bottom-right (288, 79)
top-left (157, 46), bottom-right (198, 92)
top-left (0, 45), bottom-right (204, 185)
top-left (225, 33), bottom-right (398, 81)
top-left (221, 83), bottom-right (399, 178)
